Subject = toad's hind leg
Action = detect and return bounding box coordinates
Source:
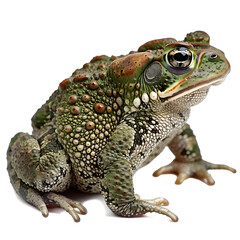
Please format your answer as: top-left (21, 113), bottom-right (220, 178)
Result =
top-left (7, 131), bottom-right (87, 221)
top-left (7, 162), bottom-right (49, 217)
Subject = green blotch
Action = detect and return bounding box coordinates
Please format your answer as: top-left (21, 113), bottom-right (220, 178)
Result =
top-left (32, 107), bottom-right (50, 128)
top-left (181, 125), bottom-right (195, 138)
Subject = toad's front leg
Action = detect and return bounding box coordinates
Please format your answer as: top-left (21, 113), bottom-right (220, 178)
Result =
top-left (100, 123), bottom-right (178, 222)
top-left (153, 124), bottom-right (236, 185)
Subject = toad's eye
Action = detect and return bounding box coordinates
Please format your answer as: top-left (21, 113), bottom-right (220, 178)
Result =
top-left (144, 62), bottom-right (162, 84)
top-left (166, 47), bottom-right (193, 74)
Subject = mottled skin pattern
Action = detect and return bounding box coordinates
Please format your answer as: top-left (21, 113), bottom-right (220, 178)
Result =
top-left (7, 31), bottom-right (236, 222)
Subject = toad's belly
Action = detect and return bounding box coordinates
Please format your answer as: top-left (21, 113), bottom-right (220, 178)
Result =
top-left (130, 129), bottom-right (179, 171)
top-left (71, 173), bottom-right (102, 193)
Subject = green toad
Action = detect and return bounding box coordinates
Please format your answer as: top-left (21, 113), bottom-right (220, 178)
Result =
top-left (7, 31), bottom-right (236, 222)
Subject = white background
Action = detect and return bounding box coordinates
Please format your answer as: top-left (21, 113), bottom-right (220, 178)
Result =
top-left (1, 0), bottom-right (239, 239)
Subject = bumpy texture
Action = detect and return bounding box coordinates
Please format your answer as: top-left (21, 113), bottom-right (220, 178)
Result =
top-left (7, 31), bottom-right (236, 222)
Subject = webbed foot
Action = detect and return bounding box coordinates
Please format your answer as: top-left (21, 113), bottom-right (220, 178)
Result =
top-left (153, 159), bottom-right (236, 185)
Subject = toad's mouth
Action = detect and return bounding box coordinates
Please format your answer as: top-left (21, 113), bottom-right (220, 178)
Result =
top-left (159, 74), bottom-right (228, 102)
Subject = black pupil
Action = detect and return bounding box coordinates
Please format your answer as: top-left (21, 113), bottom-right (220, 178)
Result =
top-left (174, 52), bottom-right (189, 62)
top-left (166, 47), bottom-right (193, 74)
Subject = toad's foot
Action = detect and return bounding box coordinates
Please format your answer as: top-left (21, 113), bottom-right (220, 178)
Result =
top-left (115, 199), bottom-right (178, 222)
top-left (28, 190), bottom-right (87, 222)
top-left (115, 195), bottom-right (177, 221)
top-left (139, 200), bottom-right (178, 222)
top-left (43, 192), bottom-right (87, 222)
top-left (153, 159), bottom-right (236, 185)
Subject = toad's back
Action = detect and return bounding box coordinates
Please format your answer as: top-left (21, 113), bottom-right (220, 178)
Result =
top-left (55, 55), bottom-right (121, 192)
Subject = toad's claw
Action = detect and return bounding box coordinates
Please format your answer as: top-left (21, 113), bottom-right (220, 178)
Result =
top-left (44, 192), bottom-right (87, 222)
top-left (153, 159), bottom-right (236, 186)
top-left (39, 204), bottom-right (49, 218)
